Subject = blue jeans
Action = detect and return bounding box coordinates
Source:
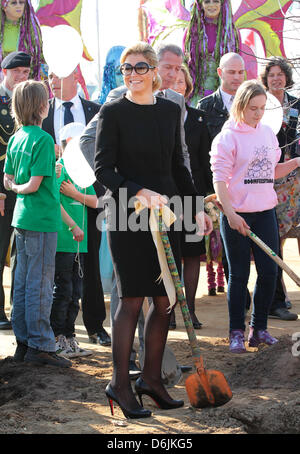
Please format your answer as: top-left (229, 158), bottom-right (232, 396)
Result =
top-left (220, 209), bottom-right (278, 332)
top-left (12, 229), bottom-right (57, 352)
top-left (51, 252), bottom-right (82, 338)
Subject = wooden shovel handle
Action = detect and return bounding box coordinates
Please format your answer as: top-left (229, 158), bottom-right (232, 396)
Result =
top-left (153, 209), bottom-right (201, 360)
top-left (204, 194), bottom-right (217, 204)
top-left (154, 210), bottom-right (216, 403)
top-left (245, 229), bottom-right (300, 287)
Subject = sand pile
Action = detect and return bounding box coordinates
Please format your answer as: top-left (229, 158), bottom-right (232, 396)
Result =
top-left (228, 335), bottom-right (300, 389)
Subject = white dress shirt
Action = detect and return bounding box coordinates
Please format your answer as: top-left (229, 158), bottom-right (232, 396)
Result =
top-left (53, 94), bottom-right (86, 145)
top-left (220, 88), bottom-right (234, 113)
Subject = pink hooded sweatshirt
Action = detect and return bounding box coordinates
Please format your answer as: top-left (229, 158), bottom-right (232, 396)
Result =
top-left (210, 119), bottom-right (281, 213)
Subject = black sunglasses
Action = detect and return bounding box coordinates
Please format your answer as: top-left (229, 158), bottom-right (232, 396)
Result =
top-left (120, 62), bottom-right (156, 76)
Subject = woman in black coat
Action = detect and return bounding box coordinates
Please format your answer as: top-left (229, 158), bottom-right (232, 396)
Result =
top-left (171, 64), bottom-right (213, 330)
top-left (94, 42), bottom-right (212, 419)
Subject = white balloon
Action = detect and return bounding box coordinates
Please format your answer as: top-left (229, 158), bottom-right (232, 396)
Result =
top-left (59, 122), bottom-right (85, 143)
top-left (42, 25), bottom-right (83, 78)
top-left (63, 136), bottom-right (96, 189)
top-left (261, 92), bottom-right (283, 135)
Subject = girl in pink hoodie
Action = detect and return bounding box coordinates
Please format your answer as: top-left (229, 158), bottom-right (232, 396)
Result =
top-left (210, 80), bottom-right (300, 353)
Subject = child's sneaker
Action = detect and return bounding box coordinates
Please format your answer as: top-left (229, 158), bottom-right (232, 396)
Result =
top-left (67, 337), bottom-right (93, 358)
top-left (55, 334), bottom-right (73, 358)
top-left (208, 288), bottom-right (216, 296)
top-left (229, 329), bottom-right (246, 353)
top-left (248, 327), bottom-right (278, 347)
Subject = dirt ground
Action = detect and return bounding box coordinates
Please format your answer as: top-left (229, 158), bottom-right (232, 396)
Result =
top-left (1, 239), bottom-right (300, 436)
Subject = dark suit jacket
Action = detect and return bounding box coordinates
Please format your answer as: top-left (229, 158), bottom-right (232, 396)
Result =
top-left (42, 96), bottom-right (100, 143)
top-left (42, 96), bottom-right (102, 197)
top-left (185, 105), bottom-right (213, 196)
top-left (196, 88), bottom-right (229, 142)
top-left (277, 92), bottom-right (300, 162)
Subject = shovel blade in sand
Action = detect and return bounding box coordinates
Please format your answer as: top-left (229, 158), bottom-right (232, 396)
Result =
top-left (185, 367), bottom-right (233, 408)
top-left (139, 345), bottom-right (182, 389)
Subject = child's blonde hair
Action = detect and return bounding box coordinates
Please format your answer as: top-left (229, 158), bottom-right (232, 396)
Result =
top-left (230, 80), bottom-right (267, 123)
top-left (11, 80), bottom-right (48, 128)
top-left (120, 42), bottom-right (161, 92)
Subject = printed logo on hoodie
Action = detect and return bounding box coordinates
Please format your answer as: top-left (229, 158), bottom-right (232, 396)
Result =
top-left (244, 146), bottom-right (274, 184)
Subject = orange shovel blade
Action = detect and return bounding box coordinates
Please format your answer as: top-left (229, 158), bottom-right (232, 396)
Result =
top-left (185, 369), bottom-right (233, 408)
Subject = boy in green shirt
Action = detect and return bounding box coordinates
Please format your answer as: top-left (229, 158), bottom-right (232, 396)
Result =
top-left (4, 80), bottom-right (83, 367)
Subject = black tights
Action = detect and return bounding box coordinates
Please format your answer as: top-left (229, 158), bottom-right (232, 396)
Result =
top-left (170, 256), bottom-right (201, 325)
top-left (110, 295), bottom-right (174, 410)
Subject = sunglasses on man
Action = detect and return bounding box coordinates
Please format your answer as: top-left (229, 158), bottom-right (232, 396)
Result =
top-left (120, 62), bottom-right (156, 76)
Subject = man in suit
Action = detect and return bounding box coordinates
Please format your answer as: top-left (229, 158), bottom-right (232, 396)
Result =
top-left (42, 68), bottom-right (111, 346)
top-left (0, 51), bottom-right (31, 330)
top-left (198, 52), bottom-right (297, 320)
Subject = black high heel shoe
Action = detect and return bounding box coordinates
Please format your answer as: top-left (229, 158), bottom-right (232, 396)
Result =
top-left (135, 377), bottom-right (184, 410)
top-left (105, 383), bottom-right (152, 419)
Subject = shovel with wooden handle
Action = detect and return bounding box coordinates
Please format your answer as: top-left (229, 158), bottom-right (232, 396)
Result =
top-left (154, 209), bottom-right (233, 408)
top-left (245, 229), bottom-right (300, 286)
top-left (204, 194), bottom-right (300, 287)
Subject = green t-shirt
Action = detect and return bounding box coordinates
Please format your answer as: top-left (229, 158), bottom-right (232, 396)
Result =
top-left (56, 158), bottom-right (96, 253)
top-left (4, 125), bottom-right (62, 232)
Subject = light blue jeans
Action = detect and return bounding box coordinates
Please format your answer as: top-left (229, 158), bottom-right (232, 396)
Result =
top-left (12, 229), bottom-right (57, 352)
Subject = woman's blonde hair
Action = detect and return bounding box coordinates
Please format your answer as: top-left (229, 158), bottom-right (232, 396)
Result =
top-left (180, 64), bottom-right (193, 99)
top-left (230, 80), bottom-right (267, 123)
top-left (120, 41), bottom-right (161, 92)
top-left (11, 80), bottom-right (48, 128)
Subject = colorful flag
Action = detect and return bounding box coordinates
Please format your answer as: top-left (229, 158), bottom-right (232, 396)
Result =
top-left (35, 0), bottom-right (93, 61)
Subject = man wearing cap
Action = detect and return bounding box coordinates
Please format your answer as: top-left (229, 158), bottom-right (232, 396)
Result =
top-left (0, 51), bottom-right (31, 330)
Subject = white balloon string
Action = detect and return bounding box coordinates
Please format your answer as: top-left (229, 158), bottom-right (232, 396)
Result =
top-left (75, 243), bottom-right (83, 279)
top-left (59, 78), bottom-right (63, 159)
top-left (75, 187), bottom-right (87, 279)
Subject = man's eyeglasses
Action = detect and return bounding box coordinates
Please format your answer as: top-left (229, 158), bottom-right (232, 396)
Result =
top-left (120, 62), bottom-right (156, 76)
